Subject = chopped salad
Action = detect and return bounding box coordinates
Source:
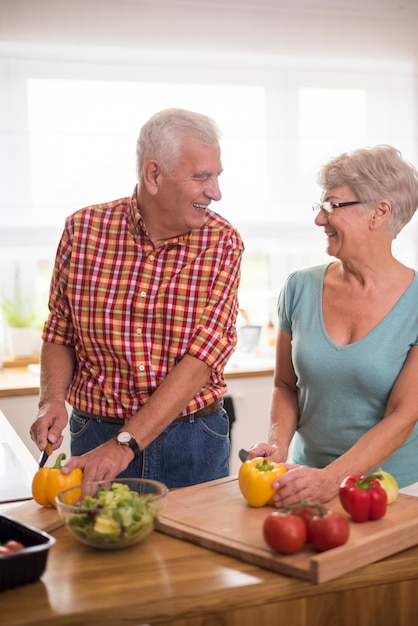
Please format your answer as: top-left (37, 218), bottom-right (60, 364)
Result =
top-left (65, 482), bottom-right (158, 547)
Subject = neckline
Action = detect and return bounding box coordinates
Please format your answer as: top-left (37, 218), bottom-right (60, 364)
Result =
top-left (320, 264), bottom-right (417, 348)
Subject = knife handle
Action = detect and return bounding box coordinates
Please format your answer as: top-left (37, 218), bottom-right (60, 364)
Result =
top-left (238, 448), bottom-right (254, 462)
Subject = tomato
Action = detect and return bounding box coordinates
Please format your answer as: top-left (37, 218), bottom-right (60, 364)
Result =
top-left (289, 504), bottom-right (321, 526)
top-left (307, 510), bottom-right (350, 552)
top-left (4, 540), bottom-right (25, 552)
top-left (0, 540), bottom-right (25, 556)
top-left (263, 511), bottom-right (307, 555)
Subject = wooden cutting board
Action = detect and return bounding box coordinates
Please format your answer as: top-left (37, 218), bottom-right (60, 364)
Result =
top-left (156, 476), bottom-right (418, 584)
top-left (2, 500), bottom-right (64, 533)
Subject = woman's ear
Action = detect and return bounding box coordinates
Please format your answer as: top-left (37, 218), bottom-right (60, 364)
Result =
top-left (370, 199), bottom-right (391, 229)
top-left (142, 160), bottom-right (161, 195)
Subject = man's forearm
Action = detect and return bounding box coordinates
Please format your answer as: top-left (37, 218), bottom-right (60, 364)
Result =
top-left (39, 341), bottom-right (76, 409)
top-left (126, 354), bottom-right (212, 449)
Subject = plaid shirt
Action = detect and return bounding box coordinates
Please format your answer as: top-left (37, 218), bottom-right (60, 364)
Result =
top-left (43, 187), bottom-right (244, 418)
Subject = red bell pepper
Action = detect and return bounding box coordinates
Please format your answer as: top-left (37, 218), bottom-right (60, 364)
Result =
top-left (339, 473), bottom-right (387, 523)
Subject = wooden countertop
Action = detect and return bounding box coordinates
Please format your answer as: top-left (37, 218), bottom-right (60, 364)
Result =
top-left (2, 499), bottom-right (418, 626)
top-left (0, 366), bottom-right (41, 397)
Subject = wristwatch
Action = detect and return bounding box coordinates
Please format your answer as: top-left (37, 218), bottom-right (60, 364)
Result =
top-left (114, 431), bottom-right (141, 457)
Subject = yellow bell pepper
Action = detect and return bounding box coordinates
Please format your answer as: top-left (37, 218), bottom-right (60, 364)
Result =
top-left (238, 456), bottom-right (286, 507)
top-left (31, 452), bottom-right (83, 508)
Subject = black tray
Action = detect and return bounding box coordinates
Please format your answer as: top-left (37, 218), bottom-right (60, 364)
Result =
top-left (0, 514), bottom-right (56, 591)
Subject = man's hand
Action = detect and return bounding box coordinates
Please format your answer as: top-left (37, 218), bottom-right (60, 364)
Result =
top-left (60, 439), bottom-right (134, 482)
top-left (30, 404), bottom-right (68, 452)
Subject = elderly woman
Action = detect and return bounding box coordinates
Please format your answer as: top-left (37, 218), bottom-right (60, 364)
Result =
top-left (250, 145), bottom-right (418, 505)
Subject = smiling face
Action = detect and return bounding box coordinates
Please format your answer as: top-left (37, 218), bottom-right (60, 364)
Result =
top-left (314, 185), bottom-right (372, 260)
top-left (141, 139), bottom-right (223, 242)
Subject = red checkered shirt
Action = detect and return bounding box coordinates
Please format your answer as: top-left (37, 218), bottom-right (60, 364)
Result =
top-left (43, 187), bottom-right (244, 418)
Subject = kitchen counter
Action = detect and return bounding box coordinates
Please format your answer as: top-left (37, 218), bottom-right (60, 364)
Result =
top-left (0, 366), bottom-right (41, 398)
top-left (2, 499), bottom-right (418, 626)
top-left (2, 405), bottom-right (418, 625)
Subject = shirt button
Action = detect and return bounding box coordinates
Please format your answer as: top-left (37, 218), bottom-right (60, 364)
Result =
top-left (149, 254), bottom-right (155, 261)
top-left (136, 328), bottom-right (142, 336)
top-left (138, 364), bottom-right (145, 372)
top-left (140, 291), bottom-right (146, 298)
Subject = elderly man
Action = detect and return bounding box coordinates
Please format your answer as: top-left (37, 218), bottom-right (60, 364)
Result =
top-left (30, 108), bottom-right (244, 488)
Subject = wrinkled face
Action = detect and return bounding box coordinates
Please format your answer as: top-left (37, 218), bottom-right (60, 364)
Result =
top-left (314, 185), bottom-right (372, 259)
top-left (155, 139), bottom-right (223, 236)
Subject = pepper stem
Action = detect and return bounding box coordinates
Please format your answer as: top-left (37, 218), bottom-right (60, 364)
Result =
top-left (53, 452), bottom-right (67, 470)
top-left (355, 473), bottom-right (383, 490)
top-left (255, 459), bottom-right (276, 472)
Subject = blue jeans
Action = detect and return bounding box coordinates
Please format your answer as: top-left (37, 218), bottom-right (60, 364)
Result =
top-left (69, 406), bottom-right (230, 488)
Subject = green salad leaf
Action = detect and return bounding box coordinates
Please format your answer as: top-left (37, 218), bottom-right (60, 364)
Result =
top-left (66, 482), bottom-right (158, 547)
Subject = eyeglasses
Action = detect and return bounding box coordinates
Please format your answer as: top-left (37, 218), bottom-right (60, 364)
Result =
top-left (312, 200), bottom-right (374, 214)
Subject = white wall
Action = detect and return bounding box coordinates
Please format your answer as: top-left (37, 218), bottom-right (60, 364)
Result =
top-left (1, 2), bottom-right (416, 219)
top-left (0, 0), bottom-right (417, 63)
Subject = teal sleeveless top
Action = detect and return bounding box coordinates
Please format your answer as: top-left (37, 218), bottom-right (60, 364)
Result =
top-left (278, 263), bottom-right (418, 488)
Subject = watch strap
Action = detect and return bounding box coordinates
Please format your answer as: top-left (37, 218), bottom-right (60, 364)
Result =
top-left (115, 432), bottom-right (141, 457)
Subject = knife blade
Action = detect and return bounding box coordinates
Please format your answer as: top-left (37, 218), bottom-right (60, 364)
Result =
top-left (38, 442), bottom-right (53, 468)
top-left (238, 448), bottom-right (252, 462)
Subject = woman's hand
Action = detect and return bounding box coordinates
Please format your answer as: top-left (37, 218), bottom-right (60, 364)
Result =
top-left (271, 464), bottom-right (340, 506)
top-left (248, 443), bottom-right (287, 463)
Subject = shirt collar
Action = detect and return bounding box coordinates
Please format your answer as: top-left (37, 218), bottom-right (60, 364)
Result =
top-left (129, 184), bottom-right (194, 248)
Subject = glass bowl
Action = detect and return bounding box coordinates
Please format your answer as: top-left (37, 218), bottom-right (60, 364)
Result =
top-left (55, 478), bottom-right (167, 550)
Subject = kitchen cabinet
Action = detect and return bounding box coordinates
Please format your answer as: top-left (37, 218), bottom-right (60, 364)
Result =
top-left (226, 373), bottom-right (273, 474)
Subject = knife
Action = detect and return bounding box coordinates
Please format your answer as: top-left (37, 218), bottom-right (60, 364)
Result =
top-left (239, 448), bottom-right (267, 463)
top-left (239, 448), bottom-right (254, 462)
top-left (38, 442), bottom-right (53, 468)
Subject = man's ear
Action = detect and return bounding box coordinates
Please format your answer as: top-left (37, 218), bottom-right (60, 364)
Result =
top-left (143, 160), bottom-right (161, 195)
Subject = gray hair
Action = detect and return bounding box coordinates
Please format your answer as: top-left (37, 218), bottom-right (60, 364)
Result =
top-left (317, 145), bottom-right (418, 239)
top-left (136, 108), bottom-right (221, 180)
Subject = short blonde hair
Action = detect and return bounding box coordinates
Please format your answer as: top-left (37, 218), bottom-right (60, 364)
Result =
top-left (317, 145), bottom-right (418, 239)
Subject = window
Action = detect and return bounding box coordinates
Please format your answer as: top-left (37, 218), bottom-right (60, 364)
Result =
top-left (0, 48), bottom-right (416, 344)
top-left (23, 79), bottom-right (267, 225)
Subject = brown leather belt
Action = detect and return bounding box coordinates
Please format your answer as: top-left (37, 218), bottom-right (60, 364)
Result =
top-left (174, 399), bottom-right (222, 422)
top-left (73, 409), bottom-right (126, 425)
top-left (74, 398), bottom-right (222, 426)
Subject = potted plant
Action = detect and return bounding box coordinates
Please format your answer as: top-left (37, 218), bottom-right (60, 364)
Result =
top-left (1, 269), bottom-right (40, 358)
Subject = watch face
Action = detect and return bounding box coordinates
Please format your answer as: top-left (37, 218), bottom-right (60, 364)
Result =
top-left (117, 431), bottom-right (131, 444)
